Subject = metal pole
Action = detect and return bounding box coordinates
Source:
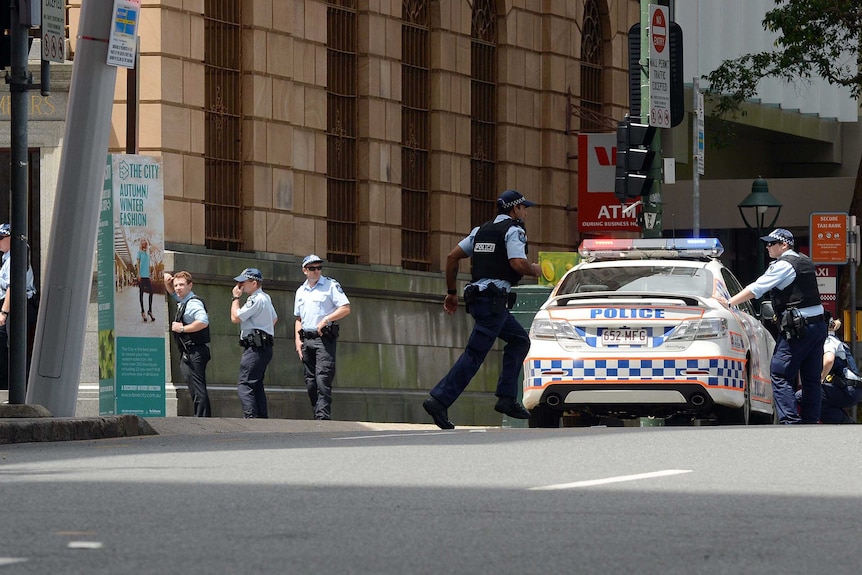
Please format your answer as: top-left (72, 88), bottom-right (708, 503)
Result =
top-left (26, 1), bottom-right (118, 416)
top-left (692, 77), bottom-right (700, 237)
top-left (850, 216), bottom-right (858, 422)
top-left (7, 0), bottom-right (30, 404)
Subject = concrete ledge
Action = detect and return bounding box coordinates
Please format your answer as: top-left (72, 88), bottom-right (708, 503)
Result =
top-left (0, 415), bottom-right (158, 445)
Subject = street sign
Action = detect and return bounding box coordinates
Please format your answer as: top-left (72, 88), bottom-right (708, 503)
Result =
top-left (810, 212), bottom-right (848, 264)
top-left (107, 0), bottom-right (141, 68)
top-left (42, 0), bottom-right (66, 63)
top-left (648, 4), bottom-right (671, 128)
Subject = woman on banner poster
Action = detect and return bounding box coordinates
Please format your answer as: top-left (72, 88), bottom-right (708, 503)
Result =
top-left (137, 238), bottom-right (155, 322)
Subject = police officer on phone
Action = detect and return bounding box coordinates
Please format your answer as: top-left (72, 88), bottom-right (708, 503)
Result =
top-left (721, 228), bottom-right (826, 423)
top-left (231, 268), bottom-right (278, 418)
top-left (422, 189), bottom-right (541, 429)
top-left (294, 255), bottom-right (351, 420)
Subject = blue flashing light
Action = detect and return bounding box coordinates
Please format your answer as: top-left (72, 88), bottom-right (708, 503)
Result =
top-left (579, 238), bottom-right (724, 260)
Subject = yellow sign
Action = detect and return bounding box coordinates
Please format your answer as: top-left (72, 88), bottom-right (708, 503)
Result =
top-left (537, 252), bottom-right (579, 286)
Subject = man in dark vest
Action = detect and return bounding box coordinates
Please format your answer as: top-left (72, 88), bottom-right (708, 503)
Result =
top-left (721, 228), bottom-right (826, 423)
top-left (165, 270), bottom-right (212, 417)
top-left (423, 189), bottom-right (541, 429)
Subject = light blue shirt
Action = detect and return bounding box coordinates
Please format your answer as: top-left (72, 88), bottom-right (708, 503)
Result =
top-left (746, 249), bottom-right (824, 317)
top-left (137, 249), bottom-right (150, 279)
top-left (458, 214), bottom-right (528, 293)
top-left (237, 288), bottom-right (277, 337)
top-left (0, 251), bottom-right (36, 300)
top-left (173, 291), bottom-right (209, 325)
top-left (294, 276), bottom-right (350, 330)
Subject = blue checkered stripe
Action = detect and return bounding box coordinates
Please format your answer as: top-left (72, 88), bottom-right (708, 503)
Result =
top-left (525, 358), bottom-right (745, 388)
top-left (577, 326), bottom-right (674, 348)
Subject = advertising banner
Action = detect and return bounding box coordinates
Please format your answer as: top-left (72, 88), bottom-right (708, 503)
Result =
top-left (97, 154), bottom-right (166, 416)
top-left (577, 133), bottom-right (639, 233)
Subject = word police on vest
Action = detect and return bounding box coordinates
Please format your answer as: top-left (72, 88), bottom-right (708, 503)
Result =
top-left (474, 242), bottom-right (496, 253)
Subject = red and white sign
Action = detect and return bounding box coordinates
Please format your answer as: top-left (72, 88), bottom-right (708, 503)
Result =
top-left (577, 133), bottom-right (638, 233)
top-left (648, 5), bottom-right (671, 128)
top-left (816, 265), bottom-right (837, 318)
top-left (810, 212), bottom-right (848, 264)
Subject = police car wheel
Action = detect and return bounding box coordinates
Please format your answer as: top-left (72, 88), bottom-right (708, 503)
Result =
top-left (528, 403), bottom-right (561, 428)
top-left (715, 374), bottom-right (752, 425)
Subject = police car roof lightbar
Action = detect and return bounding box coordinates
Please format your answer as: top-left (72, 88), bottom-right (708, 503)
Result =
top-left (579, 238), bottom-right (724, 260)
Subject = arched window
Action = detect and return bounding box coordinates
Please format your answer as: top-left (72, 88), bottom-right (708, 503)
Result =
top-left (580, 0), bottom-right (604, 133)
top-left (326, 0), bottom-right (359, 264)
top-left (401, 0), bottom-right (431, 271)
top-left (470, 0), bottom-right (497, 228)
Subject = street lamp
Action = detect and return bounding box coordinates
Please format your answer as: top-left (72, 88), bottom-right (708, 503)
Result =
top-left (738, 177), bottom-right (782, 276)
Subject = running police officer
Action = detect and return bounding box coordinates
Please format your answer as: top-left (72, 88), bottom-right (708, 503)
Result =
top-left (294, 255), bottom-right (351, 420)
top-left (721, 228), bottom-right (826, 423)
top-left (230, 268), bottom-right (278, 418)
top-left (422, 189), bottom-right (541, 429)
top-left (165, 271), bottom-right (212, 417)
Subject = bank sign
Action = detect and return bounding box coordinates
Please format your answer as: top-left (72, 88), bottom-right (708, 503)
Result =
top-left (577, 133), bottom-right (638, 232)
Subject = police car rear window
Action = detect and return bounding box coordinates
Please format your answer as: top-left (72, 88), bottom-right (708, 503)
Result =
top-left (559, 266), bottom-right (713, 298)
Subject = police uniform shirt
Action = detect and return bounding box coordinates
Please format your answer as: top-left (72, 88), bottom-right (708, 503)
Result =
top-left (0, 251), bottom-right (36, 300)
top-left (294, 276), bottom-right (350, 330)
top-left (824, 334), bottom-right (844, 360)
top-left (174, 291), bottom-right (209, 326)
top-left (744, 249), bottom-right (824, 318)
top-left (237, 288), bottom-right (277, 337)
top-left (457, 214), bottom-right (528, 293)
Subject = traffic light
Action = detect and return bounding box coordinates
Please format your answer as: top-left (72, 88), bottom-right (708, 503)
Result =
top-left (615, 118), bottom-right (657, 201)
top-left (0, 0), bottom-right (10, 69)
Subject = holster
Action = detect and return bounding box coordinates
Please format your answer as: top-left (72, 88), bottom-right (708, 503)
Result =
top-left (779, 308), bottom-right (805, 340)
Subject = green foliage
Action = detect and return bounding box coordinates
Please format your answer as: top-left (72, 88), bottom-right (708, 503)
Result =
top-left (703, 0), bottom-right (862, 118)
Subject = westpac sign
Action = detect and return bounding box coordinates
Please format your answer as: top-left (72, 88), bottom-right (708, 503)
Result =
top-left (577, 133), bottom-right (638, 233)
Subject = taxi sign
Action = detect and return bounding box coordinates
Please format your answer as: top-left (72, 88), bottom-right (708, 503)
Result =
top-left (810, 212), bottom-right (848, 264)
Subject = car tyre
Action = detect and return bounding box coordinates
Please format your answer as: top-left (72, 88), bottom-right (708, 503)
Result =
top-left (528, 403), bottom-right (562, 428)
top-left (716, 374), bottom-right (751, 425)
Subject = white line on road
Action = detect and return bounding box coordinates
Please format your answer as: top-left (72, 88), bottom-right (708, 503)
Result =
top-left (0, 558), bottom-right (28, 566)
top-left (333, 430), bottom-right (485, 440)
top-left (67, 541), bottom-right (103, 549)
top-left (529, 469), bottom-right (693, 491)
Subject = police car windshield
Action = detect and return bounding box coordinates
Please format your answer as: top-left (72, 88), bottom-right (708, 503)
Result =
top-left (559, 265), bottom-right (713, 298)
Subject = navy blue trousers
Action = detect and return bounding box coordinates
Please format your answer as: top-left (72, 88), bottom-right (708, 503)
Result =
top-left (180, 345), bottom-right (211, 417)
top-left (772, 320), bottom-right (827, 423)
top-left (302, 336), bottom-right (337, 420)
top-left (237, 345), bottom-right (272, 418)
top-left (430, 296), bottom-right (530, 408)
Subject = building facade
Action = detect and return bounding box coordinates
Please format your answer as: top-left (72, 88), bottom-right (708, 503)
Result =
top-left (2, 0), bottom-right (859, 422)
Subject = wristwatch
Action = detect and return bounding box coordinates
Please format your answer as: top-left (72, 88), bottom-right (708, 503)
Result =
top-left (447, 289), bottom-right (457, 295)
top-left (231, 296), bottom-right (240, 301)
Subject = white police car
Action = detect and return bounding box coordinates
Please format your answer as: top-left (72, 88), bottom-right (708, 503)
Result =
top-left (523, 238), bottom-right (776, 427)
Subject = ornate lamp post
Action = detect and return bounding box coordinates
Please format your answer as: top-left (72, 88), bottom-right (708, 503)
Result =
top-left (738, 177), bottom-right (783, 276)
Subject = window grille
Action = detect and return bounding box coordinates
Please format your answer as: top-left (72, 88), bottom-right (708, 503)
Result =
top-left (401, 0), bottom-right (430, 271)
top-left (580, 0), bottom-right (604, 134)
top-left (204, 1), bottom-right (243, 251)
top-left (469, 0), bottom-right (497, 228)
top-left (327, 0), bottom-right (359, 264)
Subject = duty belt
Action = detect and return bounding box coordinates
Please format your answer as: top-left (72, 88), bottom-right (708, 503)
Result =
top-left (804, 314), bottom-right (825, 324)
top-left (299, 329), bottom-right (321, 341)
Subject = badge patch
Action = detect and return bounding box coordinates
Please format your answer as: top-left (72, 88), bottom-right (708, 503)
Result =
top-left (474, 242), bottom-right (496, 253)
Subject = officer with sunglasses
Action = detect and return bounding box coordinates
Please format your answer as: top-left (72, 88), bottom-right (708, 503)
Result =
top-left (294, 255), bottom-right (351, 420)
top-left (719, 228), bottom-right (826, 423)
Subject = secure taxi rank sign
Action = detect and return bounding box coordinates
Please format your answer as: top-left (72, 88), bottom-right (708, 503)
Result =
top-left (810, 212), bottom-right (848, 264)
top-left (97, 154), bottom-right (166, 416)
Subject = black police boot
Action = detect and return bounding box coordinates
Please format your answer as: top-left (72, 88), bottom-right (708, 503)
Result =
top-left (494, 396), bottom-right (530, 419)
top-left (423, 396), bottom-right (455, 430)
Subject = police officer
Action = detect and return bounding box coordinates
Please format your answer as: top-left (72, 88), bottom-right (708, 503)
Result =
top-left (165, 270), bottom-right (212, 417)
top-left (721, 228), bottom-right (826, 423)
top-left (422, 189), bottom-right (541, 429)
top-left (0, 223), bottom-right (37, 391)
top-left (294, 255), bottom-right (351, 420)
top-left (230, 268), bottom-right (278, 418)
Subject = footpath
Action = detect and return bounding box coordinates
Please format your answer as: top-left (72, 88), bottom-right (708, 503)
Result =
top-left (0, 403), bottom-right (447, 445)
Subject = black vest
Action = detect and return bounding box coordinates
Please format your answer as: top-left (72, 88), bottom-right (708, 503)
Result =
top-left (770, 252), bottom-right (821, 314)
top-left (175, 295), bottom-right (211, 347)
top-left (470, 218), bottom-right (526, 286)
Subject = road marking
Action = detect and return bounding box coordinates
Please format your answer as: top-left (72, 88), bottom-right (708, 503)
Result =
top-left (332, 429), bottom-right (485, 441)
top-left (67, 541), bottom-right (103, 549)
top-left (0, 558), bottom-right (28, 566)
top-left (529, 469), bottom-right (692, 491)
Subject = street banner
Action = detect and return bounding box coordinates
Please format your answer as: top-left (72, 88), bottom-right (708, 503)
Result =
top-left (97, 154), bottom-right (166, 416)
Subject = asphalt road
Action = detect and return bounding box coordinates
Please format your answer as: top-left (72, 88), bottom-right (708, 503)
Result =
top-left (1, 424), bottom-right (861, 574)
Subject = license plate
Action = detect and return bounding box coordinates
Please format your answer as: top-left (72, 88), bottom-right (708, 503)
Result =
top-left (601, 328), bottom-right (648, 346)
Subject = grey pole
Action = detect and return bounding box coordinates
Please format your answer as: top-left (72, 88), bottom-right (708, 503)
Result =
top-left (25, 2), bottom-right (118, 416)
top-left (692, 78), bottom-right (700, 237)
top-left (7, 0), bottom-right (30, 404)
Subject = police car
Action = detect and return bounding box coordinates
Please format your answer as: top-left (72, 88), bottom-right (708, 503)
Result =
top-left (523, 238), bottom-right (776, 427)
